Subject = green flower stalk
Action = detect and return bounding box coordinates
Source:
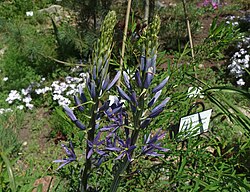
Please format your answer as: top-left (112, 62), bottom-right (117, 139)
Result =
top-left (110, 15), bottom-right (165, 192)
top-left (80, 11), bottom-right (117, 192)
top-left (54, 12), bottom-right (170, 192)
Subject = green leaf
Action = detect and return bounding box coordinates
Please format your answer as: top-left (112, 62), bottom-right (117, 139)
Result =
top-left (0, 152), bottom-right (16, 192)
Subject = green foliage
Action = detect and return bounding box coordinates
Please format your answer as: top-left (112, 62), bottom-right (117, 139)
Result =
top-left (197, 18), bottom-right (241, 60)
top-left (0, 111), bottom-right (23, 192)
top-left (204, 87), bottom-right (250, 134)
top-left (0, 0), bottom-right (54, 19)
top-left (0, 111), bottom-right (22, 155)
top-left (158, 2), bottom-right (201, 51)
top-left (0, 17), bottom-right (59, 90)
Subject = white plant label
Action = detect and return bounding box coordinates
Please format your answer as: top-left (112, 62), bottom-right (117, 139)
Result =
top-left (179, 109), bottom-right (212, 137)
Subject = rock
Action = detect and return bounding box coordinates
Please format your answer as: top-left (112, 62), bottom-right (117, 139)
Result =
top-left (38, 5), bottom-right (63, 15)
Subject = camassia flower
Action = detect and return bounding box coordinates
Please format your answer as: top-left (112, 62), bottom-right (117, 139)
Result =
top-left (87, 132), bottom-right (106, 159)
top-left (106, 137), bottom-right (136, 162)
top-left (100, 96), bottom-right (128, 132)
top-left (53, 141), bottom-right (77, 169)
top-left (141, 129), bottom-right (170, 157)
top-left (117, 138), bottom-right (136, 161)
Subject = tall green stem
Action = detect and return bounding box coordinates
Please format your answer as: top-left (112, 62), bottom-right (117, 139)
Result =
top-left (80, 99), bottom-right (99, 192)
top-left (110, 91), bottom-right (145, 192)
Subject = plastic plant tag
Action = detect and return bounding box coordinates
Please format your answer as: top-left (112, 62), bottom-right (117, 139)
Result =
top-left (179, 109), bottom-right (212, 138)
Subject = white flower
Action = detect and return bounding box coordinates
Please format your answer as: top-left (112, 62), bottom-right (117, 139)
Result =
top-left (53, 94), bottom-right (60, 101)
top-left (44, 86), bottom-right (52, 92)
top-left (3, 77), bottom-right (8, 81)
top-left (69, 84), bottom-right (76, 89)
top-left (17, 105), bottom-right (24, 110)
top-left (66, 89), bottom-right (75, 96)
top-left (65, 76), bottom-right (73, 83)
top-left (236, 78), bottom-right (245, 86)
top-left (35, 88), bottom-right (43, 94)
top-left (58, 97), bottom-right (71, 106)
top-left (6, 90), bottom-right (22, 104)
top-left (0, 109), bottom-right (4, 114)
top-left (26, 103), bottom-right (34, 109)
top-left (79, 73), bottom-right (87, 78)
top-left (23, 95), bottom-right (32, 103)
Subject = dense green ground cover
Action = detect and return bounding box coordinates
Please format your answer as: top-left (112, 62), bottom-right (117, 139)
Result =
top-left (0, 0), bottom-right (249, 191)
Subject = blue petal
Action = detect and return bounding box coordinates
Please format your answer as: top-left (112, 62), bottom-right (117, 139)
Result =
top-left (140, 118), bottom-right (151, 129)
top-left (107, 71), bottom-right (121, 90)
top-left (152, 76), bottom-right (169, 93)
top-left (151, 97), bottom-right (170, 114)
top-left (75, 120), bottom-right (86, 130)
top-left (144, 67), bottom-right (154, 89)
top-left (74, 95), bottom-right (84, 112)
top-left (117, 86), bottom-right (131, 102)
top-left (135, 70), bottom-right (142, 88)
top-left (63, 106), bottom-right (77, 121)
top-left (148, 90), bottom-right (162, 108)
top-left (123, 71), bottom-right (131, 89)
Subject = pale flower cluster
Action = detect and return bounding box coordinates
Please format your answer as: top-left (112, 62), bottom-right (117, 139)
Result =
top-left (2, 71), bottom-right (87, 114)
top-left (228, 36), bottom-right (250, 86)
top-left (225, 15), bottom-right (240, 26)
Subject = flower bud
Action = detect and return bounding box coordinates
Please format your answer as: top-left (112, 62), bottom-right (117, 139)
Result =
top-left (107, 71), bottom-right (121, 90)
top-left (63, 106), bottom-right (77, 121)
top-left (152, 76), bottom-right (169, 93)
top-left (123, 71), bottom-right (131, 90)
top-left (150, 97), bottom-right (170, 115)
top-left (74, 95), bottom-right (84, 112)
top-left (75, 120), bottom-right (86, 130)
top-left (117, 86), bottom-right (131, 102)
top-left (140, 55), bottom-right (146, 71)
top-left (140, 118), bottom-right (151, 129)
top-left (135, 69), bottom-right (142, 88)
top-left (88, 81), bottom-right (96, 99)
top-left (148, 90), bottom-right (162, 108)
top-left (101, 73), bottom-right (110, 91)
top-left (144, 67), bottom-right (154, 89)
